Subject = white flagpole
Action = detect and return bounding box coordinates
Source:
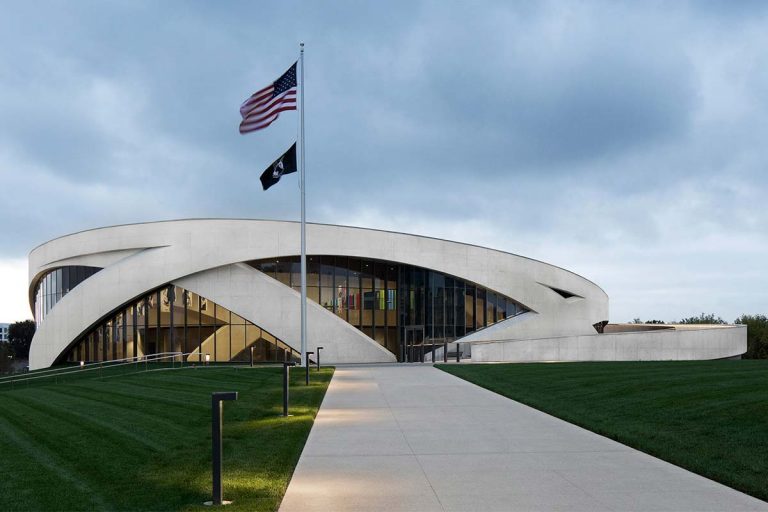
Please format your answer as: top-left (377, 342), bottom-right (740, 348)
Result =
top-left (299, 43), bottom-right (308, 367)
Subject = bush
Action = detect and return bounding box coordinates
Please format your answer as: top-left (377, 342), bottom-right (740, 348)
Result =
top-left (677, 313), bottom-right (726, 325)
top-left (735, 314), bottom-right (768, 359)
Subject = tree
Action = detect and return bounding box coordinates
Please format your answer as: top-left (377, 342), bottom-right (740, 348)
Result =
top-left (631, 318), bottom-right (666, 324)
top-left (8, 320), bottom-right (35, 359)
top-left (677, 313), bottom-right (726, 325)
top-left (0, 343), bottom-right (13, 374)
top-left (735, 314), bottom-right (768, 359)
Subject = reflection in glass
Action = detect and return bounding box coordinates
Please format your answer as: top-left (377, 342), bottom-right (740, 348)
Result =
top-left (62, 285), bottom-right (300, 365)
top-left (34, 266), bottom-right (102, 327)
top-left (248, 255), bottom-right (529, 360)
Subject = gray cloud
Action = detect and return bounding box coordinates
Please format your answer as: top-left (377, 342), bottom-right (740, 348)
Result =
top-left (0, 0), bottom-right (767, 322)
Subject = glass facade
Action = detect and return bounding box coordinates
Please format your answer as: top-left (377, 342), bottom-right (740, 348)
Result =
top-left (249, 255), bottom-right (529, 360)
top-left (34, 266), bottom-right (102, 327)
top-left (61, 284), bottom-right (299, 365)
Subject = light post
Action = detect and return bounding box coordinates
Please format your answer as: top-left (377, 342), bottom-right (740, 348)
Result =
top-left (283, 362), bottom-right (296, 416)
top-left (206, 391), bottom-right (238, 506)
top-left (305, 351), bottom-right (314, 385)
top-left (316, 346), bottom-right (323, 371)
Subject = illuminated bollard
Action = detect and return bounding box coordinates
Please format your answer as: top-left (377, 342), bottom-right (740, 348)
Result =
top-left (283, 362), bottom-right (296, 417)
top-left (206, 391), bottom-right (238, 506)
top-left (305, 351), bottom-right (314, 385)
top-left (316, 346), bottom-right (324, 371)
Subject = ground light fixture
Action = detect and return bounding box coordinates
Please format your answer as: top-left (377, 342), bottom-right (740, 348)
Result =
top-left (205, 391), bottom-right (238, 506)
top-left (305, 351), bottom-right (314, 385)
top-left (283, 361), bottom-right (296, 416)
top-left (205, 354), bottom-right (210, 366)
top-left (316, 346), bottom-right (323, 371)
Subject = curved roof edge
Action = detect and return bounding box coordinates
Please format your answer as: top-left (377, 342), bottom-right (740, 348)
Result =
top-left (29, 217), bottom-right (608, 297)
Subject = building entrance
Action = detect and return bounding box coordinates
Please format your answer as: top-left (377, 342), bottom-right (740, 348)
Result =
top-left (402, 325), bottom-right (425, 362)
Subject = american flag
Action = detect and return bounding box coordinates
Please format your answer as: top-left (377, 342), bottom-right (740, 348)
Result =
top-left (239, 62), bottom-right (298, 134)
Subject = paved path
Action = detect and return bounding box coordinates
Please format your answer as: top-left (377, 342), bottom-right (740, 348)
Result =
top-left (279, 365), bottom-right (767, 512)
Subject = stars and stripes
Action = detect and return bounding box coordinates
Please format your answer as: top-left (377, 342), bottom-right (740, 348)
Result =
top-left (239, 62), bottom-right (298, 134)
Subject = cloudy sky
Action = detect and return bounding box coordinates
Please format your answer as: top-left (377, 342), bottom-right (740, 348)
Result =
top-left (1, 0), bottom-right (766, 324)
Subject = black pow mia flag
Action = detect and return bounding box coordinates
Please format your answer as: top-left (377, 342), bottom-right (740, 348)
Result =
top-left (260, 143), bottom-right (297, 190)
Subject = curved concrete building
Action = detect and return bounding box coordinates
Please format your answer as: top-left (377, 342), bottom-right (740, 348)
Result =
top-left (28, 219), bottom-right (746, 370)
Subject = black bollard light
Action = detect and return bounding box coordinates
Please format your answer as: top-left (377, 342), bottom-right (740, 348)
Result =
top-left (249, 346), bottom-right (254, 367)
top-left (207, 391), bottom-right (238, 506)
top-left (305, 351), bottom-right (314, 385)
top-left (443, 339), bottom-right (448, 363)
top-left (283, 362), bottom-right (296, 417)
top-left (316, 346), bottom-right (323, 371)
top-left (456, 342), bottom-right (461, 363)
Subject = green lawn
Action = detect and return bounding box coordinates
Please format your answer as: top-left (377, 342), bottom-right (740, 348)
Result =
top-left (0, 364), bottom-right (333, 511)
top-left (438, 360), bottom-right (768, 502)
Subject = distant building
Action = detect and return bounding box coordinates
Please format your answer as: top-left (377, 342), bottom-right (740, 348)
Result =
top-left (0, 323), bottom-right (9, 343)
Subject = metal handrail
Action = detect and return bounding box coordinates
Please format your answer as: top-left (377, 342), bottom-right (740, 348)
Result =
top-left (0, 352), bottom-right (189, 387)
top-left (0, 349), bottom-right (304, 389)
top-left (0, 352), bottom-right (183, 382)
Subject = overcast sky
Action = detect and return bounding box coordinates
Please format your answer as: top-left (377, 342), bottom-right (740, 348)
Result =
top-left (1, 0), bottom-right (766, 324)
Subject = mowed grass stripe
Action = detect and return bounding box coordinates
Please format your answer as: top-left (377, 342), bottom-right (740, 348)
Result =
top-left (1, 394), bottom-right (154, 491)
top-left (0, 366), bottom-right (333, 511)
top-left (43, 386), bottom-right (194, 436)
top-left (0, 412), bottom-right (110, 511)
top-left (438, 360), bottom-right (768, 502)
top-left (0, 420), bottom-right (97, 512)
top-left (9, 391), bottom-right (167, 452)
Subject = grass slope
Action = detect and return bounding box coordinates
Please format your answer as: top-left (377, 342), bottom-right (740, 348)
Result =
top-left (0, 365), bottom-right (333, 511)
top-left (438, 360), bottom-right (768, 502)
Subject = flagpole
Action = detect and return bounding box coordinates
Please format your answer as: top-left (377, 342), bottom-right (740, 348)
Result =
top-left (299, 43), bottom-right (308, 368)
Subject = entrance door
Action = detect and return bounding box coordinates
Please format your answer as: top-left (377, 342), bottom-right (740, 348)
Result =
top-left (402, 325), bottom-right (425, 362)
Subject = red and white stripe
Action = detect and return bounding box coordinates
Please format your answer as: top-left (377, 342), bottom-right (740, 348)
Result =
top-left (239, 85), bottom-right (297, 134)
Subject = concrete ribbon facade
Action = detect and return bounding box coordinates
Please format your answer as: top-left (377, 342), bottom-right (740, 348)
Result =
top-left (28, 219), bottom-right (746, 369)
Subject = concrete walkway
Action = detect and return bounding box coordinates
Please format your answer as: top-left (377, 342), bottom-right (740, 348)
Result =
top-left (279, 365), bottom-right (768, 512)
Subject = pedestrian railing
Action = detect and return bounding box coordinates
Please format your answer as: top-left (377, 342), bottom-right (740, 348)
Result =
top-left (0, 352), bottom-right (192, 390)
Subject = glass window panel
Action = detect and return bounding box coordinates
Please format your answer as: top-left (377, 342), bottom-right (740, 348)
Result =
top-left (348, 258), bottom-right (361, 289)
top-left (308, 286), bottom-right (320, 304)
top-left (289, 258), bottom-right (302, 287)
top-left (497, 296), bottom-right (506, 322)
top-left (486, 292), bottom-right (496, 326)
top-left (320, 286), bottom-right (334, 310)
top-left (276, 260), bottom-right (292, 285)
top-left (199, 297), bottom-right (214, 324)
top-left (373, 326), bottom-right (386, 346)
top-left (230, 310), bottom-right (245, 325)
top-left (362, 290), bottom-right (374, 326)
top-left (125, 306), bottom-right (135, 359)
top-left (215, 304), bottom-right (231, 326)
top-left (334, 258), bottom-right (348, 288)
top-left (373, 261), bottom-right (386, 289)
top-left (230, 324), bottom-right (246, 361)
top-left (104, 322), bottom-right (113, 360)
top-left (335, 283), bottom-right (348, 321)
top-left (306, 257), bottom-right (320, 286)
top-left (386, 264), bottom-right (398, 290)
top-left (257, 260), bottom-right (276, 277)
top-left (361, 260), bottom-right (373, 289)
top-left (476, 289), bottom-right (486, 328)
top-left (319, 256), bottom-right (334, 287)
top-left (244, 323), bottom-right (261, 359)
top-left (465, 287), bottom-right (475, 332)
top-left (455, 286), bottom-right (465, 330)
